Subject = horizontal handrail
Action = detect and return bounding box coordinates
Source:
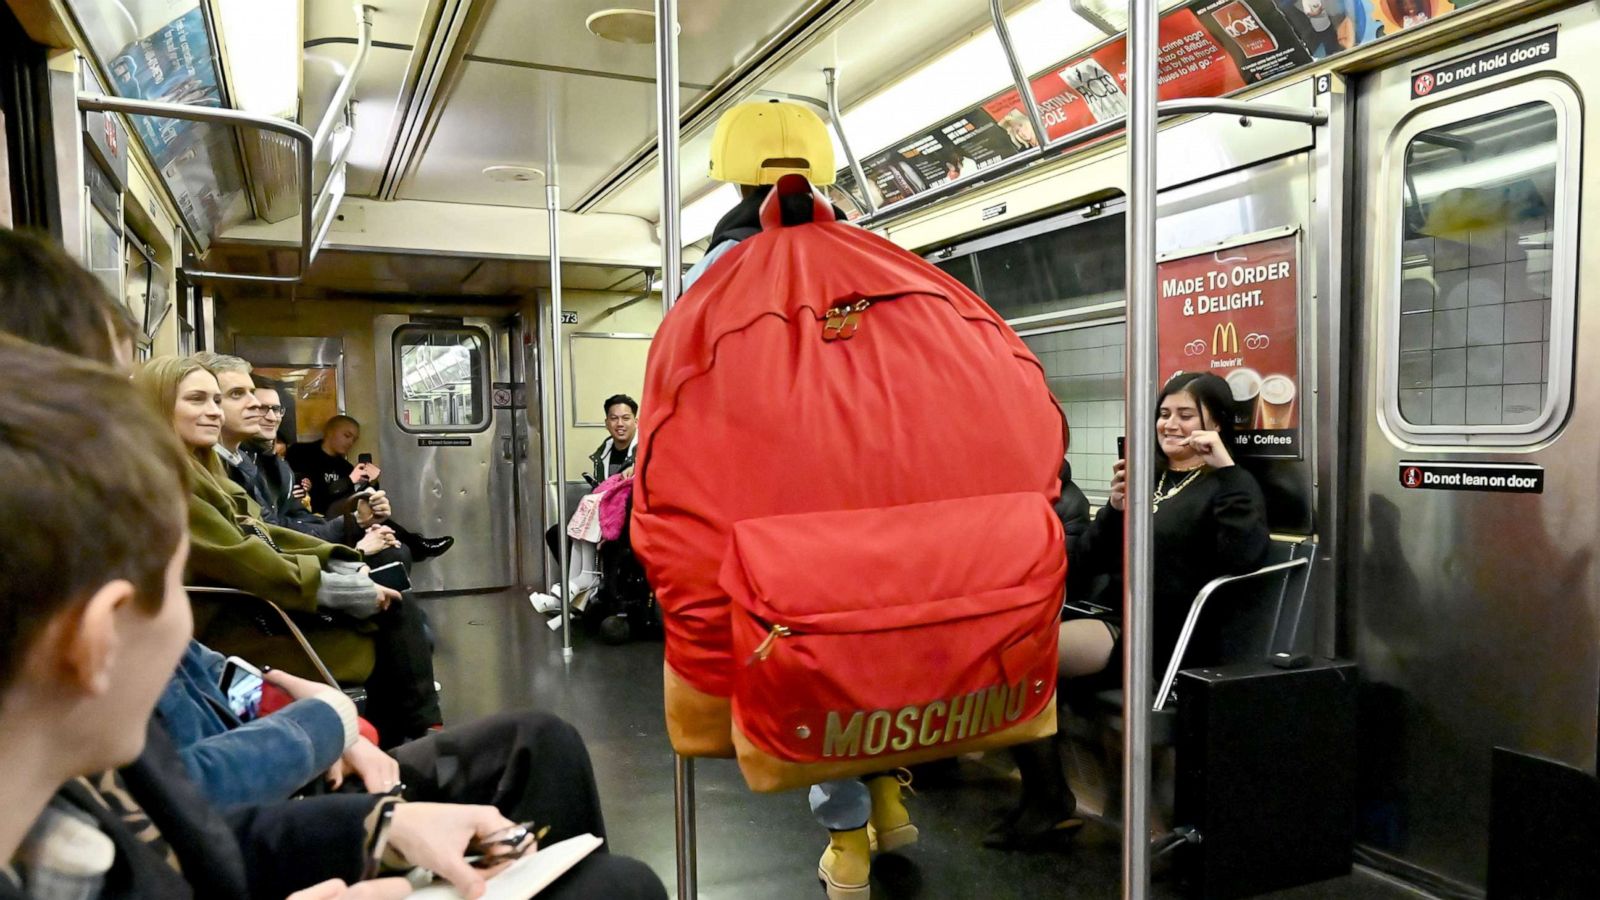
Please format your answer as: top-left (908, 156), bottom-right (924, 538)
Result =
top-left (78, 93), bottom-right (313, 283)
top-left (856, 96), bottom-right (1326, 228)
top-left (185, 585), bottom-right (342, 688)
top-left (1152, 557), bottom-right (1311, 712)
top-left (78, 4), bottom-right (375, 283)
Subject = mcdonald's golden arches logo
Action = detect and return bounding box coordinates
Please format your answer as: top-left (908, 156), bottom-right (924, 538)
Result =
top-left (1211, 321), bottom-right (1239, 355)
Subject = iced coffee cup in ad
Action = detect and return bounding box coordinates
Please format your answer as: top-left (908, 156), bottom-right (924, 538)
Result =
top-left (1226, 367), bottom-right (1262, 428)
top-left (1260, 374), bottom-right (1297, 429)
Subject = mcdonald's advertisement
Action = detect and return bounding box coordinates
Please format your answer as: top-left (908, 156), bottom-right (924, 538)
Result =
top-left (1157, 233), bottom-right (1302, 458)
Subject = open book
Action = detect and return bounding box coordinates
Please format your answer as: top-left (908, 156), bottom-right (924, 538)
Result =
top-left (407, 834), bottom-right (603, 899)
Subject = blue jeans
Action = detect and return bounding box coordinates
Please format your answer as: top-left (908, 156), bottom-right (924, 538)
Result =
top-left (809, 779), bottom-right (870, 830)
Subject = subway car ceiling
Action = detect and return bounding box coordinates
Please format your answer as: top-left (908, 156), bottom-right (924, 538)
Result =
top-left (7, 0), bottom-right (1563, 286)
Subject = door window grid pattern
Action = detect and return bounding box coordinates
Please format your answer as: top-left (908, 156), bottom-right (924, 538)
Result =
top-left (1022, 322), bottom-right (1125, 495)
top-left (396, 329), bottom-right (487, 432)
top-left (1396, 101), bottom-right (1561, 430)
top-left (1398, 224), bottom-right (1552, 426)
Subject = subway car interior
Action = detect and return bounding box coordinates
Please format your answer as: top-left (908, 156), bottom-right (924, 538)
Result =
top-left (3, 0), bottom-right (1599, 898)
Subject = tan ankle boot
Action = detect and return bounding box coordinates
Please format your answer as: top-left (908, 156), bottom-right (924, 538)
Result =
top-left (866, 771), bottom-right (919, 853)
top-left (817, 827), bottom-right (871, 899)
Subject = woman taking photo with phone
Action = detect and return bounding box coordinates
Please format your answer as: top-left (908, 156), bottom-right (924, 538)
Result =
top-left (986, 371), bottom-right (1271, 849)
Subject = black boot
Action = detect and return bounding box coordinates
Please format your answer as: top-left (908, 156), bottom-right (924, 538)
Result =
top-left (413, 535), bottom-right (454, 559)
top-left (983, 737), bottom-right (1084, 849)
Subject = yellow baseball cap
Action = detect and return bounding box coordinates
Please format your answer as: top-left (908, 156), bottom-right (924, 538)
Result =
top-left (708, 99), bottom-right (836, 186)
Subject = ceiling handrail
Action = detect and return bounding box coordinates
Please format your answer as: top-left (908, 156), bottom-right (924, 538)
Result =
top-left (77, 3), bottom-right (377, 284)
top-left (77, 92), bottom-right (314, 284)
top-left (854, 95), bottom-right (1327, 229)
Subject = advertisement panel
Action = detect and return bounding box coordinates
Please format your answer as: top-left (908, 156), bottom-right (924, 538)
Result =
top-left (1156, 232), bottom-right (1302, 458)
top-left (97, 4), bottom-right (249, 246)
top-left (835, 0), bottom-right (1459, 213)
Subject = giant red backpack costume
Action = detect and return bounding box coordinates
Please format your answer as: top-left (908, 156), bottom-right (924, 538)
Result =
top-left (633, 175), bottom-right (1068, 791)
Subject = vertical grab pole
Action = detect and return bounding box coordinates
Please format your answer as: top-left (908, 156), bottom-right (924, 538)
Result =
top-left (654, 1), bottom-right (694, 896)
top-left (1123, 0), bottom-right (1159, 896)
top-left (674, 752), bottom-right (697, 900)
top-left (823, 68), bottom-right (875, 216)
top-left (546, 89), bottom-right (573, 662)
top-left (988, 0), bottom-right (1049, 150)
top-left (656, 0), bottom-right (683, 311)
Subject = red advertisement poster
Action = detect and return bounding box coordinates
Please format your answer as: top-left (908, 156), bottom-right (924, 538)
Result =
top-left (1192, 0), bottom-right (1317, 80)
top-left (981, 11), bottom-right (1247, 142)
top-left (837, 0), bottom-right (1451, 211)
top-left (1156, 233), bottom-right (1301, 458)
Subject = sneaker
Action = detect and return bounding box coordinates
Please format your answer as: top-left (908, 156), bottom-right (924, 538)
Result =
top-left (529, 591), bottom-right (562, 615)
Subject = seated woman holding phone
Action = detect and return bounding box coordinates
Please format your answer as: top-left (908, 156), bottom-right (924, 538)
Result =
top-left (987, 371), bottom-right (1271, 850)
top-left (157, 637), bottom-right (637, 879)
top-left (134, 356), bottom-right (443, 747)
top-left (287, 415), bottom-right (455, 561)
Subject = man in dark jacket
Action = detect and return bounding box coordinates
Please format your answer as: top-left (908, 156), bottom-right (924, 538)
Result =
top-left (588, 394), bottom-right (639, 482)
top-left (287, 415), bottom-right (454, 561)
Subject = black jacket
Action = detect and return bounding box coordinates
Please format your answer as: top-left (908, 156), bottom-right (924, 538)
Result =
top-left (1055, 460), bottom-right (1097, 604)
top-left (1074, 465), bottom-right (1270, 666)
top-left (284, 443), bottom-right (357, 516)
top-left (246, 447), bottom-right (360, 545)
top-left (3, 721), bottom-right (377, 900)
top-left (588, 438), bottom-right (637, 485)
top-left (707, 183), bottom-right (847, 250)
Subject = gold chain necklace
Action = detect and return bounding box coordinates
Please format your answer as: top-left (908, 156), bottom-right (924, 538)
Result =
top-left (1152, 467), bottom-right (1205, 514)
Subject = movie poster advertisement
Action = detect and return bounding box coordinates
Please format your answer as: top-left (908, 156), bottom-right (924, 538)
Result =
top-left (1156, 233), bottom-right (1302, 458)
top-left (105, 6), bottom-right (248, 246)
top-left (832, 0), bottom-right (1459, 212)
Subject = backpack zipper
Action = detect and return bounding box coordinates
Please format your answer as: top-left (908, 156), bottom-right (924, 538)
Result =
top-left (822, 300), bottom-right (873, 342)
top-left (745, 622), bottom-right (792, 665)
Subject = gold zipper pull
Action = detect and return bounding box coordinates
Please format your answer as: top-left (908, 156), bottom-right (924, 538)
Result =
top-left (836, 300), bottom-right (872, 340)
top-left (745, 624), bottom-right (791, 665)
top-left (822, 306), bottom-right (848, 341)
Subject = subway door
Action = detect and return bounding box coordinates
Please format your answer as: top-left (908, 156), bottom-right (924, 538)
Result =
top-left (1347, 9), bottom-right (1599, 892)
top-left (374, 314), bottom-right (518, 593)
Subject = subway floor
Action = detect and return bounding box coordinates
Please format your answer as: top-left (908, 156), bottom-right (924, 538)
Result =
top-left (419, 589), bottom-right (1425, 900)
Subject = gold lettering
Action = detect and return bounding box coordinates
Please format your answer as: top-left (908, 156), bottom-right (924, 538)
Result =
top-left (960, 690), bottom-right (984, 740)
top-left (982, 684), bottom-right (1008, 734)
top-left (864, 710), bottom-right (893, 755)
top-left (1006, 680), bottom-right (1028, 721)
top-left (918, 700), bottom-right (947, 747)
top-left (823, 711), bottom-right (864, 759)
top-left (891, 706), bottom-right (919, 752)
top-left (944, 692), bottom-right (973, 742)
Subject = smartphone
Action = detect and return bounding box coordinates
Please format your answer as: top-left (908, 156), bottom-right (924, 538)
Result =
top-left (219, 656), bottom-right (264, 721)
top-left (1116, 435), bottom-right (1126, 460)
top-left (368, 560), bottom-right (412, 593)
top-left (357, 453), bottom-right (373, 465)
